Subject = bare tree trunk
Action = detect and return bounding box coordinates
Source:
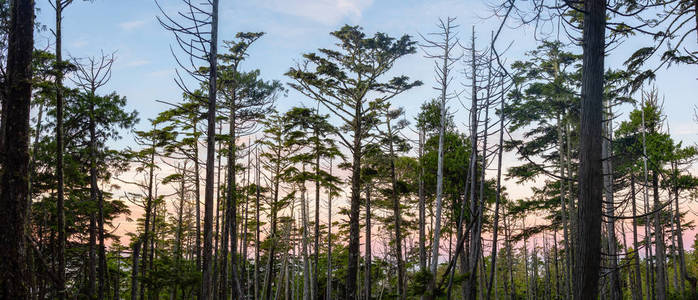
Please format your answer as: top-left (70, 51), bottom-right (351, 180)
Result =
top-left (364, 184), bottom-right (372, 300)
top-left (255, 149), bottom-right (261, 300)
top-left (263, 154), bottom-right (282, 300)
top-left (300, 166), bottom-right (312, 300)
top-left (653, 171), bottom-right (667, 300)
top-left (631, 174), bottom-right (643, 300)
top-left (54, 1), bottom-right (68, 298)
top-left (0, 1), bottom-right (34, 297)
top-left (201, 0), bottom-right (219, 297)
top-left (486, 76), bottom-right (505, 300)
top-left (140, 133), bottom-right (157, 300)
top-left (575, 0), bottom-right (605, 297)
top-left (602, 98), bottom-right (621, 300)
top-left (640, 95), bottom-right (655, 300)
top-left (556, 113), bottom-right (573, 300)
top-left (464, 27), bottom-right (480, 300)
top-left (385, 112), bottom-right (405, 300)
top-left (327, 159), bottom-right (333, 300)
top-left (313, 124), bottom-right (321, 300)
top-left (418, 128), bottom-right (426, 274)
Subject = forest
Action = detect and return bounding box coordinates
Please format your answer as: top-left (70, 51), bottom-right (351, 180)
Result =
top-left (1, 0), bottom-right (698, 299)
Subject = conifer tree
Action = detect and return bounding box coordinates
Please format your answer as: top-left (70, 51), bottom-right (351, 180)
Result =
top-left (287, 26), bottom-right (421, 297)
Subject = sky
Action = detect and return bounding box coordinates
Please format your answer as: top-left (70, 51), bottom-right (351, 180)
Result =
top-left (33, 0), bottom-right (698, 249)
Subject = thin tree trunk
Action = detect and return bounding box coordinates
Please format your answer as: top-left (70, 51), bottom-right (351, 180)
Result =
top-left (54, 1), bottom-right (67, 298)
top-left (653, 170), bottom-right (667, 300)
top-left (140, 133), bottom-right (156, 300)
top-left (201, 0), bottom-right (219, 298)
top-left (418, 128), bottom-right (426, 274)
top-left (464, 27), bottom-right (480, 300)
top-left (631, 174), bottom-right (643, 300)
top-left (603, 98), bottom-right (621, 300)
top-left (327, 159), bottom-right (333, 300)
top-left (313, 122), bottom-right (321, 300)
top-left (556, 113), bottom-right (573, 300)
top-left (386, 113), bottom-right (405, 300)
top-left (486, 76), bottom-right (505, 300)
top-left (364, 184), bottom-right (372, 300)
top-left (300, 166), bottom-right (312, 300)
top-left (263, 152), bottom-right (282, 300)
top-left (255, 148), bottom-right (261, 300)
top-left (131, 241), bottom-right (141, 300)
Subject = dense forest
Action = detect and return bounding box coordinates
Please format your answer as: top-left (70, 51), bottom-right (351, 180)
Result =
top-left (1, 0), bottom-right (698, 299)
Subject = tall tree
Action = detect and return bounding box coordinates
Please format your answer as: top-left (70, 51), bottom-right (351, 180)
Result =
top-left (155, 0), bottom-right (220, 297)
top-left (286, 25), bottom-right (421, 298)
top-left (0, 0), bottom-right (34, 298)
top-left (419, 18), bottom-right (461, 291)
top-left (51, 1), bottom-right (73, 296)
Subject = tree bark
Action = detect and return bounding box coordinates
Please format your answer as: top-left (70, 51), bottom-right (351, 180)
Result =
top-left (346, 102), bottom-right (362, 300)
top-left (575, 0), bottom-right (605, 298)
top-left (0, 1), bottom-right (34, 298)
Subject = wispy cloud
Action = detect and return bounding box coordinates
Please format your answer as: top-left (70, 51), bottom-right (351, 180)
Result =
top-left (70, 39), bottom-right (88, 48)
top-left (119, 19), bottom-right (148, 31)
top-left (125, 59), bottom-right (151, 67)
top-left (259, 0), bottom-right (373, 25)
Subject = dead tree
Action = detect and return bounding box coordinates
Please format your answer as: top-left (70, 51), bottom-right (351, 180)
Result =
top-left (155, 0), bottom-right (220, 298)
top-left (70, 51), bottom-right (115, 300)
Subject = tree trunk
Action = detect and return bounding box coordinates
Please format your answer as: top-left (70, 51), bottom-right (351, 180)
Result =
top-left (0, 1), bottom-right (34, 297)
top-left (631, 174), bottom-right (643, 300)
top-left (364, 184), bottom-right (372, 300)
top-left (418, 129), bottom-right (426, 274)
top-left (54, 2), bottom-right (67, 298)
top-left (602, 98), bottom-right (621, 300)
top-left (313, 123), bottom-right (321, 300)
top-left (140, 134), bottom-right (156, 300)
top-left (464, 28), bottom-right (480, 300)
top-left (300, 166), bottom-right (312, 300)
top-left (575, 0), bottom-right (605, 297)
top-left (131, 241), bottom-right (140, 300)
top-left (486, 77), bottom-right (505, 300)
top-left (346, 102), bottom-right (362, 300)
top-left (386, 114), bottom-right (405, 300)
top-left (262, 155), bottom-right (281, 300)
top-left (327, 159), bottom-right (333, 300)
top-left (201, 0), bottom-right (219, 298)
top-left (653, 171), bottom-right (667, 300)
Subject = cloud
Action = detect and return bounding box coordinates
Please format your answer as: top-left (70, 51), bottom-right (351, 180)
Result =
top-left (70, 39), bottom-right (88, 48)
top-left (259, 0), bottom-right (374, 25)
top-left (119, 19), bottom-right (148, 31)
top-left (125, 59), bottom-right (151, 67)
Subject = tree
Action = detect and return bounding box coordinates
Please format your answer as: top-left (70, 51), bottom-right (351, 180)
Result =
top-left (259, 111), bottom-right (302, 299)
top-left (419, 18), bottom-right (461, 292)
top-left (284, 106), bottom-right (342, 299)
top-left (286, 25), bottom-right (421, 298)
top-left (0, 0), bottom-right (34, 298)
top-left (156, 0), bottom-right (220, 297)
top-left (215, 32), bottom-right (280, 299)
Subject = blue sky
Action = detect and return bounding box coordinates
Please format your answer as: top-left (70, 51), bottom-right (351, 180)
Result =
top-left (32, 0), bottom-right (698, 247)
top-left (34, 0), bottom-right (697, 149)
